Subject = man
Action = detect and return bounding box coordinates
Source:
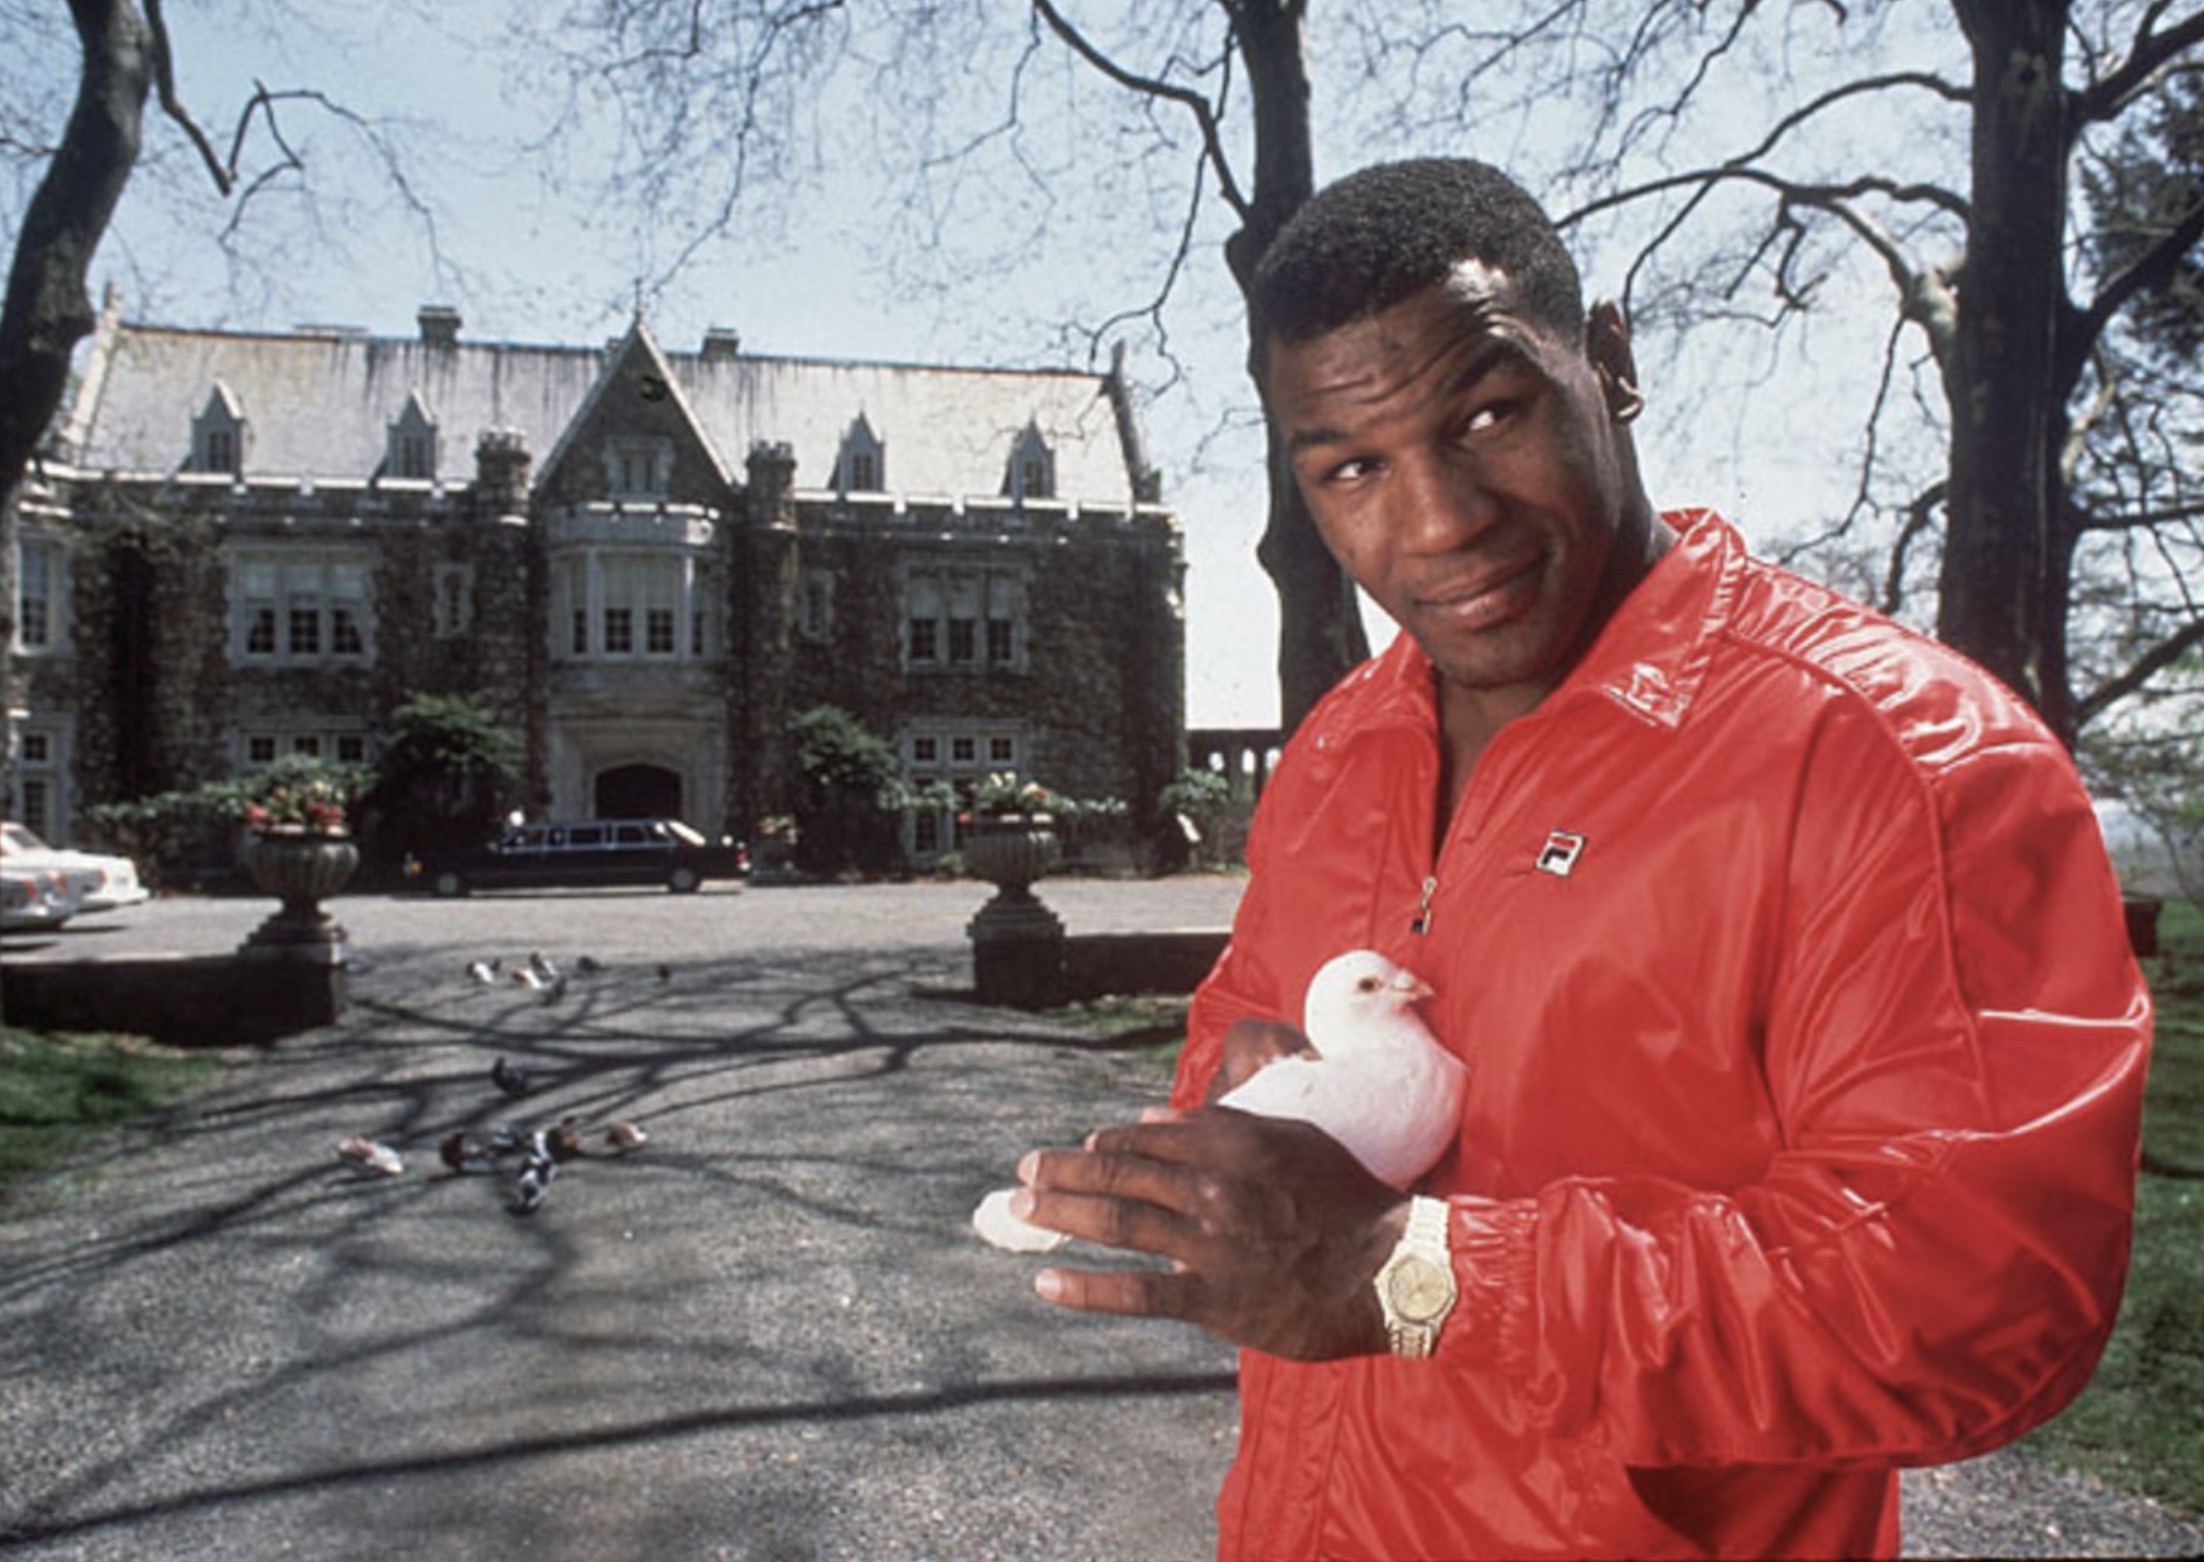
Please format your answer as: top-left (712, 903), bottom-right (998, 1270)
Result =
top-left (1007, 159), bottom-right (2150, 1559)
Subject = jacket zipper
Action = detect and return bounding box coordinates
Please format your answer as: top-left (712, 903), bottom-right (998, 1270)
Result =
top-left (1409, 705), bottom-right (1549, 938)
top-left (1410, 874), bottom-right (1439, 936)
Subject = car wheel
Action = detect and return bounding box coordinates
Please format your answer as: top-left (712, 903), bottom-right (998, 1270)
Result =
top-left (668, 866), bottom-right (700, 893)
top-left (434, 870), bottom-right (468, 898)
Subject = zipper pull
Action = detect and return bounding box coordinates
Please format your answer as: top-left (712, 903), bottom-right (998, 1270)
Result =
top-left (1410, 875), bottom-right (1438, 936)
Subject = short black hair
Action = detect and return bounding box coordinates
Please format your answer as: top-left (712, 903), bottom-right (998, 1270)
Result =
top-left (1253, 159), bottom-right (1584, 347)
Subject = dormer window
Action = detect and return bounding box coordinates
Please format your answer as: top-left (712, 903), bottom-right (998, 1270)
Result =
top-left (1004, 421), bottom-right (1054, 502)
top-left (387, 391), bottom-right (439, 480)
top-left (835, 414), bottom-right (885, 493)
top-left (192, 383), bottom-right (248, 475)
top-left (605, 437), bottom-right (673, 500)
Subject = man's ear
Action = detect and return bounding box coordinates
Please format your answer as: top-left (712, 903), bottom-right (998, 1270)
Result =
top-left (1587, 300), bottom-right (1644, 424)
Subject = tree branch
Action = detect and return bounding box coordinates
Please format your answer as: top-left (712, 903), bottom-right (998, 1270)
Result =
top-left (2072, 8), bottom-right (2204, 124)
top-left (2067, 189), bottom-right (2204, 383)
top-left (1032, 0), bottom-right (1250, 220)
top-left (2078, 613), bottom-right (2204, 726)
top-left (140, 0), bottom-right (230, 193)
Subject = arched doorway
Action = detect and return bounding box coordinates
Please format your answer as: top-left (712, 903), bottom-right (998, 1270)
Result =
top-left (594, 762), bottom-right (683, 821)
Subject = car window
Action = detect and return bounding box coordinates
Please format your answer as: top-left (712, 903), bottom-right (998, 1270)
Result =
top-left (569, 826), bottom-right (604, 848)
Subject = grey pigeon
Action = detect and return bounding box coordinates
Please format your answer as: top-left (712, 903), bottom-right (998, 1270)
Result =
top-left (490, 1055), bottom-right (533, 1098)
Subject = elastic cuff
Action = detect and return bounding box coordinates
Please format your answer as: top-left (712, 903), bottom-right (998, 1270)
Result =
top-left (1437, 1196), bottom-right (1539, 1376)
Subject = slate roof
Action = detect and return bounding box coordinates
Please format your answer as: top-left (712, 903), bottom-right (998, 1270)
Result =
top-left (57, 305), bottom-right (1148, 504)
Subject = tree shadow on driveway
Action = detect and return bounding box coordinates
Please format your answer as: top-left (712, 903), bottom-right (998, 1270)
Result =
top-left (0, 942), bottom-right (1236, 1561)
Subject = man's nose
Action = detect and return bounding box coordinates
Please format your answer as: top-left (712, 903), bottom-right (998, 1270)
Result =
top-left (1392, 452), bottom-right (1499, 554)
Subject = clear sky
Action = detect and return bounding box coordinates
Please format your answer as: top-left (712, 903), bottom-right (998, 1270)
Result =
top-left (18, 2), bottom-right (1945, 730)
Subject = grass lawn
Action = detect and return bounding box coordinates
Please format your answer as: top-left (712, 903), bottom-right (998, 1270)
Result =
top-left (0, 1028), bottom-right (225, 1189)
top-left (2020, 897), bottom-right (2204, 1517)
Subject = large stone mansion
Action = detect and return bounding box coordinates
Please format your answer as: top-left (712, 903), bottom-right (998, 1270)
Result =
top-left (7, 295), bottom-right (1186, 864)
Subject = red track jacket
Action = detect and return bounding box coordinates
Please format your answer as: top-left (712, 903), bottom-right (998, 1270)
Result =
top-left (1174, 512), bottom-right (2150, 1560)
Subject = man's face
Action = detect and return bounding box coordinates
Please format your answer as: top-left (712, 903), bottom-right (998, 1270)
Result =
top-left (1267, 262), bottom-right (1643, 718)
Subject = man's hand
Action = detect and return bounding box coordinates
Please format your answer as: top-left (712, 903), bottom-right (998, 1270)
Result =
top-left (1011, 1106), bottom-right (1407, 1361)
top-left (1204, 1017), bottom-right (1314, 1102)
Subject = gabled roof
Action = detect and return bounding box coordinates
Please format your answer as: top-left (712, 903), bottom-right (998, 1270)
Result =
top-left (58, 307), bottom-right (1149, 505)
top-left (535, 319), bottom-right (735, 493)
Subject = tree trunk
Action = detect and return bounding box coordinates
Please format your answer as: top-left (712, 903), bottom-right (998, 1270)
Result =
top-left (0, 0), bottom-right (151, 516)
top-left (0, 0), bottom-right (153, 807)
top-left (1223, 0), bottom-right (1369, 736)
top-left (1938, 0), bottom-right (2077, 742)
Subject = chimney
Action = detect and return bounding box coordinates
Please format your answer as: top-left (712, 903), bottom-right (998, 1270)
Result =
top-left (702, 326), bottom-right (742, 362)
top-left (418, 305), bottom-right (462, 348)
top-left (474, 428), bottom-right (532, 519)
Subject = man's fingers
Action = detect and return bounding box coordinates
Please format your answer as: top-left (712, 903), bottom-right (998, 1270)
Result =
top-left (1022, 1137), bottom-right (1197, 1201)
top-left (1211, 1019), bottom-right (1311, 1099)
top-left (1076, 1114), bottom-right (1235, 1165)
top-left (1012, 1184), bottom-right (1198, 1256)
top-left (1033, 1262), bottom-right (1193, 1319)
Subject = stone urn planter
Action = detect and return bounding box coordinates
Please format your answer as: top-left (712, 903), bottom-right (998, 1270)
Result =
top-left (242, 829), bottom-right (360, 959)
top-left (963, 812), bottom-right (1059, 896)
top-left (964, 813), bottom-right (1066, 1009)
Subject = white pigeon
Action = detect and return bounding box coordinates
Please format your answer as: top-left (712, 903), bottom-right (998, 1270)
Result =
top-left (1217, 949), bottom-right (1466, 1190)
top-left (337, 1136), bottom-right (405, 1177)
top-left (971, 949), bottom-right (1466, 1254)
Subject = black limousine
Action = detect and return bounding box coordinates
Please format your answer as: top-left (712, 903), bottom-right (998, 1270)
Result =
top-left (405, 818), bottom-right (750, 897)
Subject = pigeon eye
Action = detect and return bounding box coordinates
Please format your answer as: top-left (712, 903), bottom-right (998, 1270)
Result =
top-left (1356, 975), bottom-right (1382, 993)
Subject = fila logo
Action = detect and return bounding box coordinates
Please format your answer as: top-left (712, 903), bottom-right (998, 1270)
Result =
top-left (1535, 830), bottom-right (1587, 878)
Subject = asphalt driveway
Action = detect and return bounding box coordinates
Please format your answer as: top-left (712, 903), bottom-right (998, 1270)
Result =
top-left (3, 878), bottom-right (2200, 1560)
top-left (2, 880), bottom-right (1246, 1562)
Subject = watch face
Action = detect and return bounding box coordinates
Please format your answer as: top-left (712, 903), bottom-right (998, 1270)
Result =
top-left (1386, 1256), bottom-right (1453, 1322)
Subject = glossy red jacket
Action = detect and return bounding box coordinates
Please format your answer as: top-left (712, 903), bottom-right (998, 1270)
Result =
top-left (1176, 513), bottom-right (2150, 1560)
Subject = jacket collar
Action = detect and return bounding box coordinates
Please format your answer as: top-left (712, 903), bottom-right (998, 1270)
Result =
top-left (1343, 508), bottom-right (1743, 740)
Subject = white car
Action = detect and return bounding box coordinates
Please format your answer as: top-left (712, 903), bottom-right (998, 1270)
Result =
top-left (2, 862), bottom-right (83, 931)
top-left (0, 821), bottom-right (151, 913)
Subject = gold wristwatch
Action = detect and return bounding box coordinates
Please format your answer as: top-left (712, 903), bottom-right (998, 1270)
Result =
top-left (1374, 1195), bottom-right (1457, 1359)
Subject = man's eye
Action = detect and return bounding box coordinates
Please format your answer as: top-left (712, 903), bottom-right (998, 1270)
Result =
top-left (1462, 400), bottom-right (1519, 437)
top-left (1324, 456), bottom-right (1377, 485)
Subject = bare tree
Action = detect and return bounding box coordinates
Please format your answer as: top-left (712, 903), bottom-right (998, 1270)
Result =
top-left (1, 0), bottom-right (156, 808)
top-left (0, 0), bottom-right (455, 806)
top-left (1563, 1), bottom-right (2204, 748)
top-left (1026, 0), bottom-right (1364, 735)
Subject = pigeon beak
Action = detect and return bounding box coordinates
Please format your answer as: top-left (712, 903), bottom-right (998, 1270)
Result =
top-left (1393, 970), bottom-right (1435, 1002)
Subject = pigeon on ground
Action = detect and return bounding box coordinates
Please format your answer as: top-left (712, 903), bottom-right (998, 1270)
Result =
top-left (509, 1130), bottom-right (557, 1215)
top-left (490, 1056), bottom-right (533, 1098)
top-left (466, 958), bottom-right (499, 985)
top-left (541, 973), bottom-right (570, 1005)
top-left (655, 963), bottom-right (673, 983)
top-left (528, 950), bottom-right (560, 982)
top-left (439, 1131), bottom-right (490, 1174)
top-left (337, 1136), bottom-right (405, 1177)
top-left (511, 965), bottom-right (546, 990)
top-left (576, 955), bottom-right (604, 976)
top-left (546, 1115), bottom-right (585, 1163)
top-left (973, 949), bottom-right (1467, 1253)
top-left (603, 1121), bottom-right (649, 1154)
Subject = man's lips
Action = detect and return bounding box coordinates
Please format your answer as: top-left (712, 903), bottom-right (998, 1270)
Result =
top-left (1413, 557), bottom-right (1542, 630)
